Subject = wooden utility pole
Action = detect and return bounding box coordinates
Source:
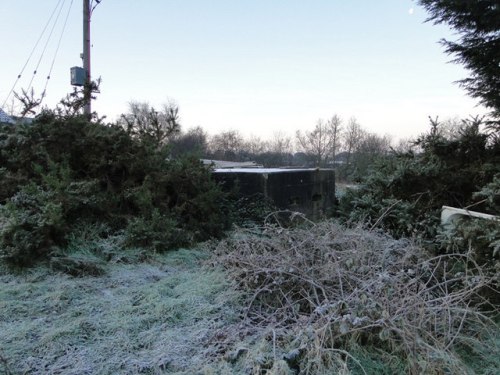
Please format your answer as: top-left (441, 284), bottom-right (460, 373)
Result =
top-left (83, 0), bottom-right (91, 118)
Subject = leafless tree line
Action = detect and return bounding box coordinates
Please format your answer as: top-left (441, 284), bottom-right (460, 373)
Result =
top-left (204, 116), bottom-right (395, 175)
top-left (119, 101), bottom-right (405, 178)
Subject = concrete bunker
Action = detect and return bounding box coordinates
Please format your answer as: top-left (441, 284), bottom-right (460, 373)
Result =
top-left (213, 168), bottom-right (335, 220)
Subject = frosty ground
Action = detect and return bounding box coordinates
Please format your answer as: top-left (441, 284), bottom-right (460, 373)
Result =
top-left (1, 222), bottom-right (499, 375)
top-left (0, 249), bottom-right (241, 374)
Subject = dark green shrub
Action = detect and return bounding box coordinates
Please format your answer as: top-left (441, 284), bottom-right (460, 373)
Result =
top-left (125, 209), bottom-right (189, 252)
top-left (0, 112), bottom-right (230, 266)
top-left (0, 184), bottom-right (65, 266)
top-left (438, 175), bottom-right (500, 305)
top-left (339, 118), bottom-right (500, 240)
top-left (161, 157), bottom-right (231, 240)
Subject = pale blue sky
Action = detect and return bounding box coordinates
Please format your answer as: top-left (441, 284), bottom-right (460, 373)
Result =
top-left (0, 0), bottom-right (486, 140)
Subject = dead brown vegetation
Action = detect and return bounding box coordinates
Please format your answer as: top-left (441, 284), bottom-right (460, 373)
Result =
top-left (211, 220), bottom-right (499, 374)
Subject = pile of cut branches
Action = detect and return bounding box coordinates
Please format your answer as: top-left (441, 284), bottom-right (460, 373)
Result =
top-left (211, 221), bottom-right (499, 374)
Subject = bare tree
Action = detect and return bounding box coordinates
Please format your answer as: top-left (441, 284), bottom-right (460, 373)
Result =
top-left (296, 120), bottom-right (334, 167)
top-left (342, 117), bottom-right (365, 166)
top-left (209, 130), bottom-right (244, 161)
top-left (268, 131), bottom-right (293, 155)
top-left (357, 133), bottom-right (392, 156)
top-left (120, 101), bottom-right (180, 146)
top-left (169, 126), bottom-right (208, 157)
top-left (256, 131), bottom-right (294, 166)
top-left (244, 135), bottom-right (268, 155)
top-left (355, 133), bottom-right (391, 168)
top-left (392, 137), bottom-right (416, 154)
top-left (440, 117), bottom-right (463, 140)
top-left (326, 115), bottom-right (343, 165)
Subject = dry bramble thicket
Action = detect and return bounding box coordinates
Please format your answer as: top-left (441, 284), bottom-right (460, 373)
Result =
top-left (207, 217), bottom-right (499, 374)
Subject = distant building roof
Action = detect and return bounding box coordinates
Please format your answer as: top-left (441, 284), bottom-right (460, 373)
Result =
top-left (0, 108), bottom-right (14, 124)
top-left (214, 168), bottom-right (325, 173)
top-left (201, 159), bottom-right (263, 169)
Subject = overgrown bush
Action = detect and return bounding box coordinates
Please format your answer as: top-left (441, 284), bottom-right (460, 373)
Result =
top-left (210, 222), bottom-right (499, 374)
top-left (438, 175), bottom-right (500, 305)
top-left (338, 118), bottom-right (500, 307)
top-left (0, 112), bottom-right (230, 266)
top-left (125, 209), bottom-right (189, 252)
top-left (0, 184), bottom-right (65, 266)
top-left (339, 117), bottom-right (500, 240)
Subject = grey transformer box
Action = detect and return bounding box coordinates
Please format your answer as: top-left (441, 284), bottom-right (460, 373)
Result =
top-left (70, 66), bottom-right (86, 86)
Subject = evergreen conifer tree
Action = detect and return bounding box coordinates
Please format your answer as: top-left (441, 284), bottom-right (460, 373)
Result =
top-left (418, 0), bottom-right (500, 122)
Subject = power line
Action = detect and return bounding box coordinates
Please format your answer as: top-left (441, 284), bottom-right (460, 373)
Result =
top-left (25, 0), bottom-right (67, 94)
top-left (3, 0), bottom-right (103, 112)
top-left (2, 0), bottom-right (64, 108)
top-left (41, 0), bottom-right (75, 102)
top-left (91, 0), bottom-right (102, 16)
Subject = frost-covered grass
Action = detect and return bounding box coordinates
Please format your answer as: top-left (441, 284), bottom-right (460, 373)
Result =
top-left (1, 222), bottom-right (499, 375)
top-left (211, 221), bottom-right (500, 374)
top-left (0, 248), bottom-right (240, 374)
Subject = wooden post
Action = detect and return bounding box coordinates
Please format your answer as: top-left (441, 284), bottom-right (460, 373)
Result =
top-left (83, 0), bottom-right (91, 118)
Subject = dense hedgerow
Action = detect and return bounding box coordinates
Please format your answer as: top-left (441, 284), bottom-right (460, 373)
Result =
top-left (0, 111), bottom-right (230, 266)
top-left (338, 118), bottom-right (500, 306)
top-left (338, 118), bottom-right (500, 240)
